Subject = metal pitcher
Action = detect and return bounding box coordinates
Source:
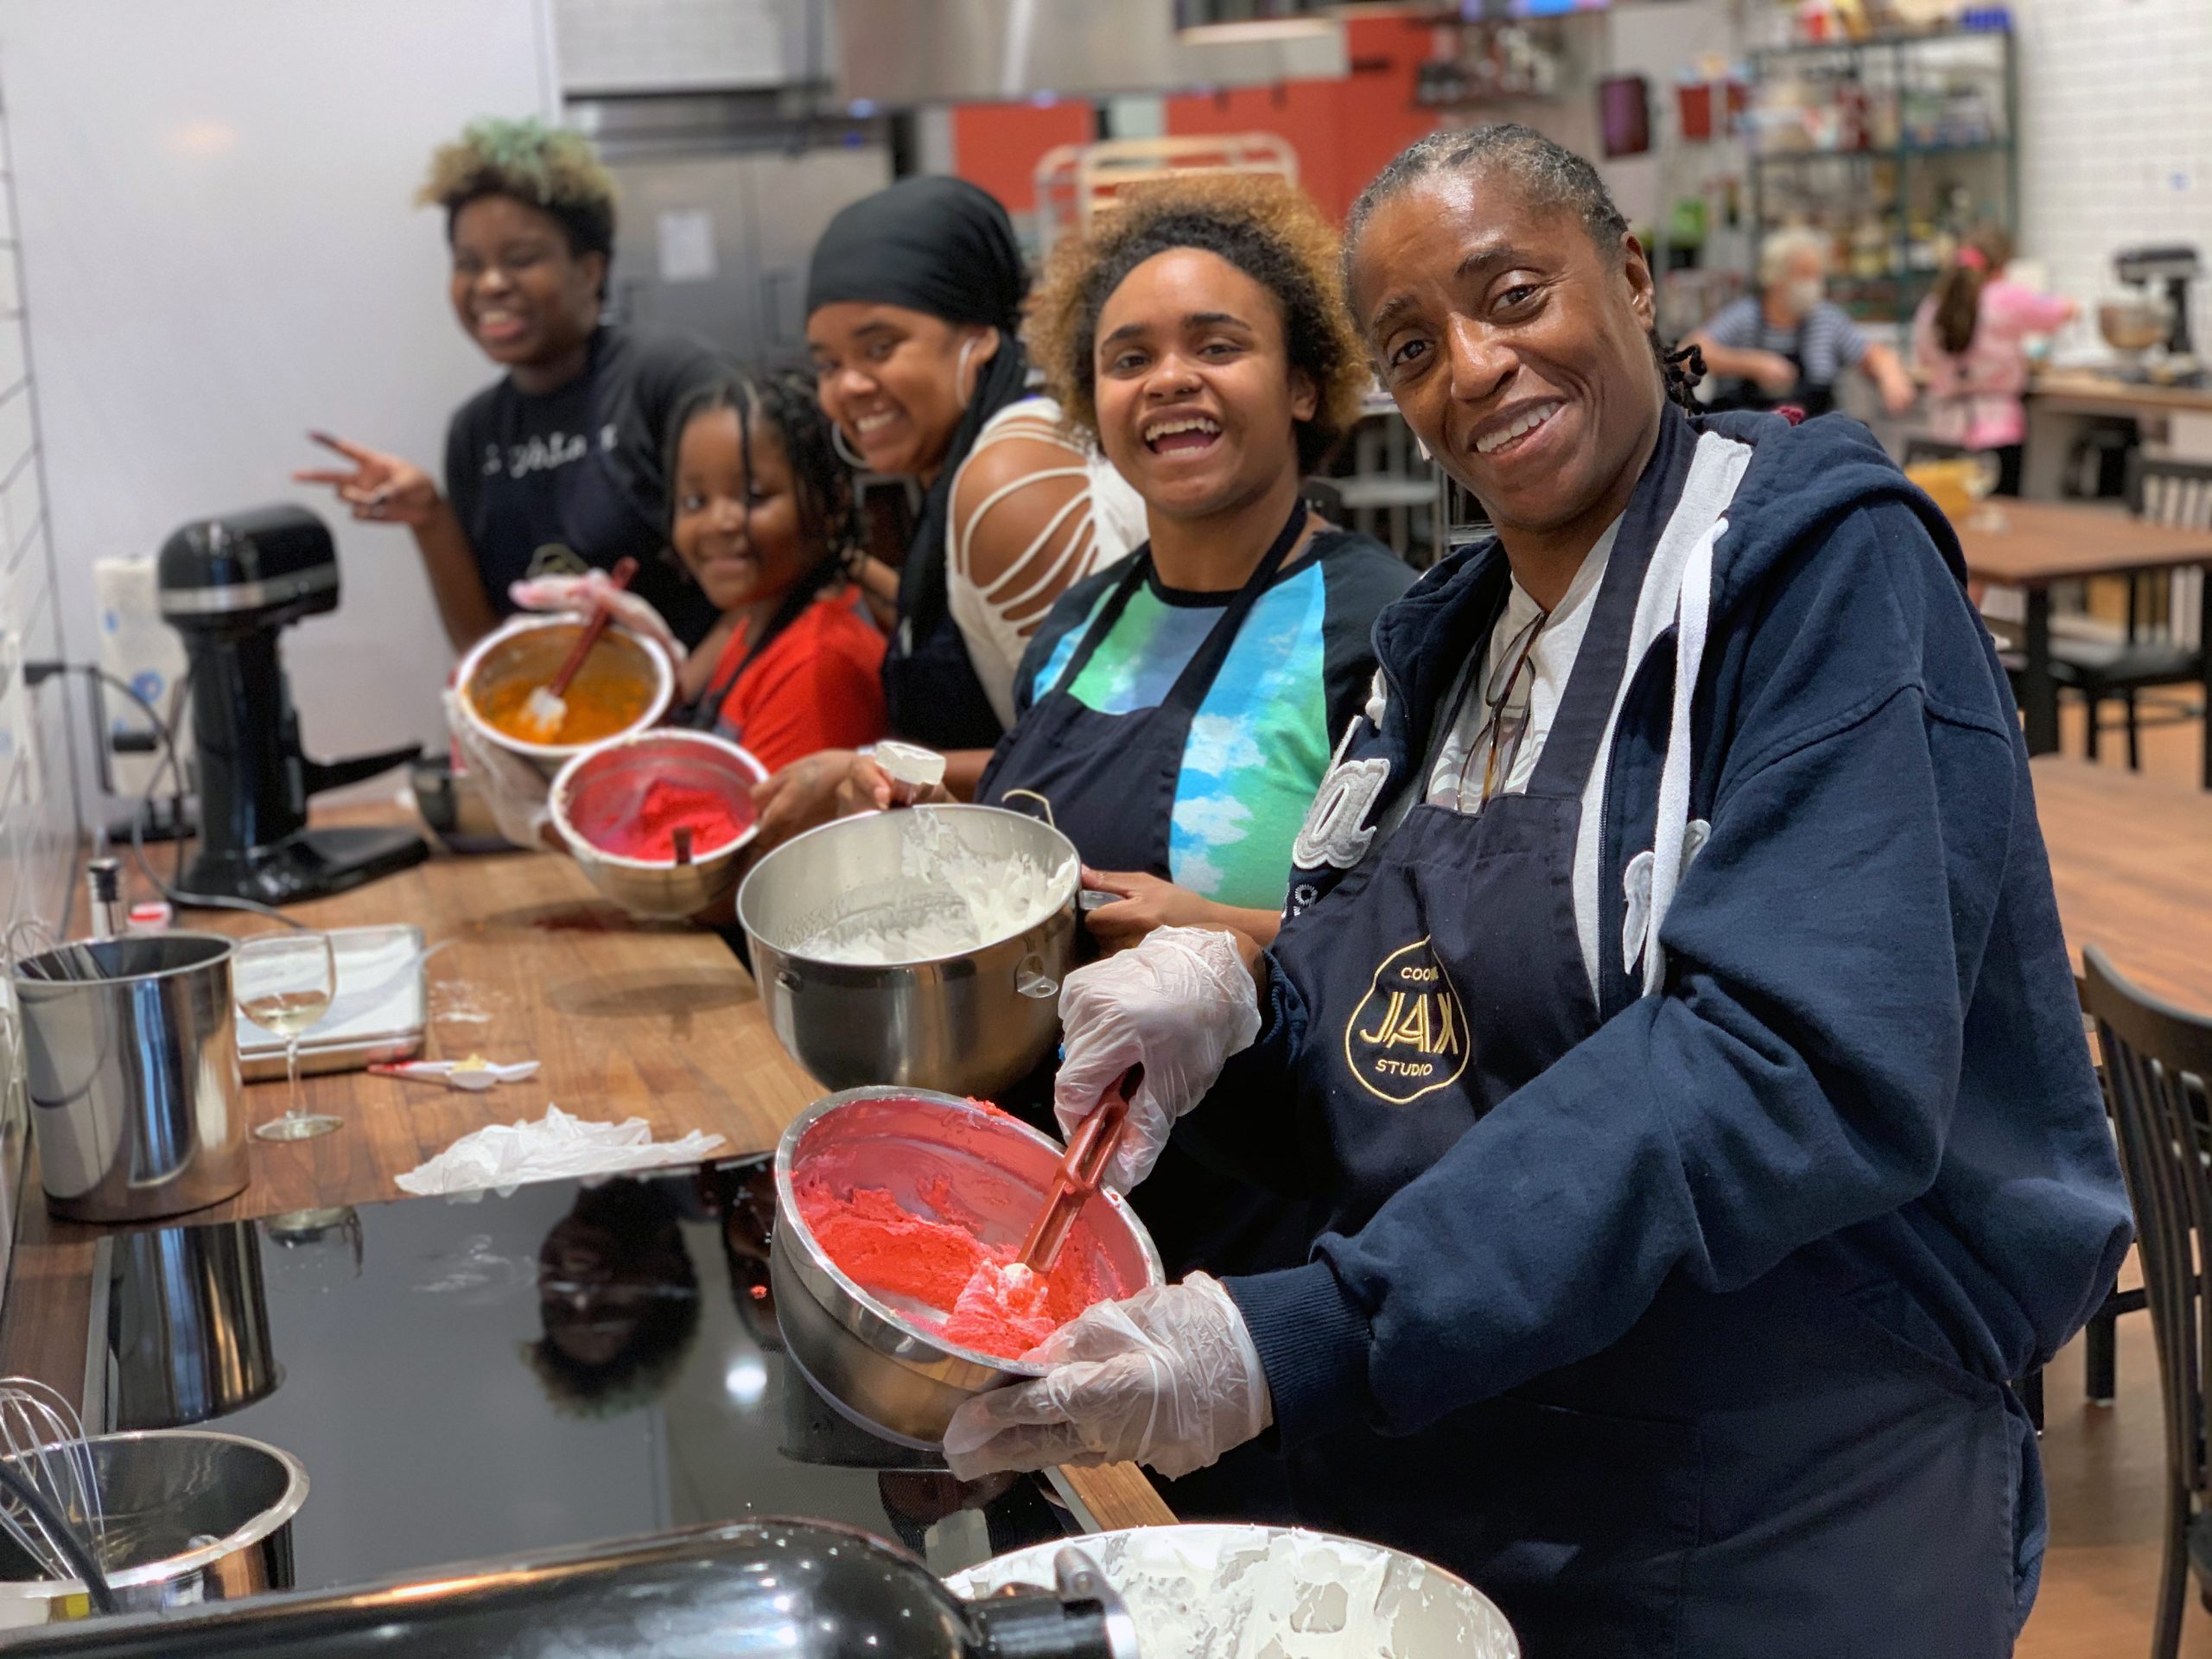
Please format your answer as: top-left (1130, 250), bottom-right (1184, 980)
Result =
top-left (9, 932), bottom-right (247, 1223)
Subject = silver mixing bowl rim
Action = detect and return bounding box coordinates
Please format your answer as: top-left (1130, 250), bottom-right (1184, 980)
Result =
top-left (454, 613), bottom-right (675, 762)
top-left (5, 930), bottom-right (236, 994)
top-left (549, 728), bottom-right (769, 872)
top-left (735, 804), bottom-right (1080, 971)
top-left (0, 1427), bottom-right (310, 1599)
top-left (772, 1085), bottom-right (1165, 1377)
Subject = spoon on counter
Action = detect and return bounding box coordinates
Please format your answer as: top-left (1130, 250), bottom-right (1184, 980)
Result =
top-left (1016, 1065), bottom-right (1143, 1277)
top-left (516, 556), bottom-right (639, 741)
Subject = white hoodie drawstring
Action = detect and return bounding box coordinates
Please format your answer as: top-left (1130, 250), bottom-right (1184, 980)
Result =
top-left (1642, 517), bottom-right (1726, 996)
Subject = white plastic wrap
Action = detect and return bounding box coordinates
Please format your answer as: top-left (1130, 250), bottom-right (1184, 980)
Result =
top-left (394, 1104), bottom-right (725, 1199)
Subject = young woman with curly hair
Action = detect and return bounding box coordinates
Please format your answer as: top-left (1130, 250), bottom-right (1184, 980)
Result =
top-left (296, 118), bottom-right (727, 653)
top-left (838, 174), bottom-right (1409, 946)
top-left (823, 173), bottom-right (1414, 1294)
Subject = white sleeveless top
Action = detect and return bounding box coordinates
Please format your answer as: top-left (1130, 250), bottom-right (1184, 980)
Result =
top-left (946, 396), bottom-right (1147, 731)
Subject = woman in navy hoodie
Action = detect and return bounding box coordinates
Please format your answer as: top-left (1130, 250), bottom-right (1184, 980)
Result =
top-left (944, 126), bottom-right (2131, 1658)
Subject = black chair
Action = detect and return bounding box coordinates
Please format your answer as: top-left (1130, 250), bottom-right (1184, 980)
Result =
top-left (2082, 945), bottom-right (2212, 1659)
top-left (2067, 455), bottom-right (2212, 779)
top-left (2012, 991), bottom-right (2147, 1433)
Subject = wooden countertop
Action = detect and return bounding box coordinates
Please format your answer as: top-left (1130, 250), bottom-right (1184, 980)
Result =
top-left (0, 816), bottom-right (1169, 1531)
top-left (1954, 498), bottom-right (2212, 587)
top-left (2031, 368), bottom-right (2212, 418)
top-left (5, 761), bottom-right (2194, 1547)
top-left (2031, 755), bottom-right (2212, 1016)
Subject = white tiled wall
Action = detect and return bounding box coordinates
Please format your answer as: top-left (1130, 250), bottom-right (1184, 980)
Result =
top-left (0, 72), bottom-right (73, 1302)
top-left (2001, 0), bottom-right (2212, 359)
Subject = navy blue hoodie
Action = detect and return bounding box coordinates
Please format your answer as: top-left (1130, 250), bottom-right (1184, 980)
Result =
top-left (1203, 410), bottom-right (2132, 1448)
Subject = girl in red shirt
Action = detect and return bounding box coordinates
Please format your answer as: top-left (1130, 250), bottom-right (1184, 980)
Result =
top-left (663, 369), bottom-right (887, 770)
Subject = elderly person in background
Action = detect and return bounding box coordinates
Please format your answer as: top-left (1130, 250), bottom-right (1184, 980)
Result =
top-left (1689, 226), bottom-right (1916, 418)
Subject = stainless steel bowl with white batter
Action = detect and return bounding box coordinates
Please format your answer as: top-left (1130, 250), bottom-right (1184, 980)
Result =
top-left (948, 1525), bottom-right (1520, 1658)
top-left (737, 805), bottom-right (1079, 1097)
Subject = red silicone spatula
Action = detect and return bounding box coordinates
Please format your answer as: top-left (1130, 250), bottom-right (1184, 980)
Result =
top-left (1017, 1065), bottom-right (1143, 1276)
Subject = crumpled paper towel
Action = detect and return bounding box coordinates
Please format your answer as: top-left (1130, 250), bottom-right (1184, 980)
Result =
top-left (395, 1103), bottom-right (726, 1199)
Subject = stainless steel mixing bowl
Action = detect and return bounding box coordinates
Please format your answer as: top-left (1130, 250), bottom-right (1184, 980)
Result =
top-left (947, 1526), bottom-right (1520, 1658)
top-left (737, 805), bottom-right (1078, 1096)
top-left (771, 1087), bottom-right (1162, 1449)
top-left (550, 730), bottom-right (767, 920)
top-left (454, 614), bottom-right (673, 779)
top-left (0, 1429), bottom-right (308, 1626)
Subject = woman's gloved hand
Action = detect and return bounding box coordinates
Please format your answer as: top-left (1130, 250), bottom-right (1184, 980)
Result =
top-left (1053, 925), bottom-right (1261, 1192)
top-left (444, 691), bottom-right (555, 849)
top-left (942, 1274), bottom-right (1271, 1482)
top-left (508, 571), bottom-right (685, 666)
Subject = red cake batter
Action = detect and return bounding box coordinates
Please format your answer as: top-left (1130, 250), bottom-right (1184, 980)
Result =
top-left (590, 778), bottom-right (753, 861)
top-left (795, 1175), bottom-right (1109, 1360)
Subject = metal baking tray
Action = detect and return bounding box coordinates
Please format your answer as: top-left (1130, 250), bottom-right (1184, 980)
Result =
top-left (238, 924), bottom-right (427, 1081)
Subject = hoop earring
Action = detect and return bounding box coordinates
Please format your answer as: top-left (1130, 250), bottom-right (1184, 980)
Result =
top-left (956, 337), bottom-right (979, 411)
top-left (831, 422), bottom-right (868, 470)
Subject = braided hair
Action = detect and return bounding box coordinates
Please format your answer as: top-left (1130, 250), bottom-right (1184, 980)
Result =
top-left (664, 368), bottom-right (859, 572)
top-left (664, 368), bottom-right (861, 700)
top-left (1344, 124), bottom-right (1704, 411)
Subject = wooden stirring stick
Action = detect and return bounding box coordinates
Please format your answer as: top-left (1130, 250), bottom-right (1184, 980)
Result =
top-left (1018, 1065), bottom-right (1144, 1276)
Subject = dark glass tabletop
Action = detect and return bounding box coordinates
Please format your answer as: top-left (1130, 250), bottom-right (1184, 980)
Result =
top-left (88, 1157), bottom-right (1077, 1594)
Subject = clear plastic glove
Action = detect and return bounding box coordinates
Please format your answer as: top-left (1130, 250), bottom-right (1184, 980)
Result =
top-left (1054, 925), bottom-right (1261, 1192)
top-left (942, 1274), bottom-right (1271, 1482)
top-left (508, 570), bottom-right (685, 666)
top-left (444, 690), bottom-right (553, 849)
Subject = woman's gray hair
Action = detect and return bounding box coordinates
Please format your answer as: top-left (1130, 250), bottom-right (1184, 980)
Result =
top-left (1344, 123), bottom-right (1630, 289)
top-left (1758, 225), bottom-right (1831, 289)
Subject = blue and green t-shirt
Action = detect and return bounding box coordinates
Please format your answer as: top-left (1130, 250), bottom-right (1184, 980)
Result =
top-left (1014, 530), bottom-right (1413, 909)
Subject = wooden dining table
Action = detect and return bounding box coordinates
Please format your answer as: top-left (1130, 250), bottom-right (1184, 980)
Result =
top-left (1954, 499), bottom-right (2212, 764)
top-left (0, 816), bottom-right (1171, 1533)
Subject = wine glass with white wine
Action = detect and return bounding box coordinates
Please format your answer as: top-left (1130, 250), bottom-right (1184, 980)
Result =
top-left (237, 932), bottom-right (340, 1142)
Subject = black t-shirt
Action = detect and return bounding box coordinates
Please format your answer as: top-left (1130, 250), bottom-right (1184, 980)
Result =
top-left (443, 325), bottom-right (724, 648)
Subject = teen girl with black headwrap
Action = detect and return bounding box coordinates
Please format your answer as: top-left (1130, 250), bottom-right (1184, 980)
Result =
top-left (755, 177), bottom-right (1142, 836)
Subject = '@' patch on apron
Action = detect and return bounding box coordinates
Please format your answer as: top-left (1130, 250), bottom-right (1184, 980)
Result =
top-left (1342, 937), bottom-right (1471, 1105)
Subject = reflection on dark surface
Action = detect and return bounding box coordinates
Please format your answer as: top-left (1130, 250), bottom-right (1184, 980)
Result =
top-left (109, 1220), bottom-right (280, 1429)
top-left (262, 1207), bottom-right (364, 1299)
top-left (526, 1182), bottom-right (700, 1415)
top-left (93, 1159), bottom-right (1077, 1592)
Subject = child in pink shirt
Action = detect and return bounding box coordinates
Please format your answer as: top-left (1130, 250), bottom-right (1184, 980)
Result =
top-left (1912, 228), bottom-right (2078, 495)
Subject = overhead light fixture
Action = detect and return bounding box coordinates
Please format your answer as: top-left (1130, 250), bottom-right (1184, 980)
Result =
top-left (1173, 0), bottom-right (1336, 42)
top-left (1177, 17), bottom-right (1338, 41)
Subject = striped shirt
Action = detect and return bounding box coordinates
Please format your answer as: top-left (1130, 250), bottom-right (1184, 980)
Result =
top-left (1700, 297), bottom-right (1870, 387)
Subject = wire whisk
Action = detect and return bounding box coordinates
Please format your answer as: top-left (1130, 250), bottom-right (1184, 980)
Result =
top-left (0, 1377), bottom-right (111, 1605)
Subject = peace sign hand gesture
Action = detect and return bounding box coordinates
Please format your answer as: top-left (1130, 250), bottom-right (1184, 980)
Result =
top-left (293, 429), bottom-right (441, 527)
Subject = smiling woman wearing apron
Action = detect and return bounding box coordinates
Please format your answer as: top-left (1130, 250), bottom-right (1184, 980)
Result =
top-left (944, 127), bottom-right (2130, 1659)
top-left (815, 175), bottom-right (1409, 1283)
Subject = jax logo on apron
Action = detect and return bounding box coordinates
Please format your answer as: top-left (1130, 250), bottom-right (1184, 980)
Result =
top-left (1341, 937), bottom-right (1470, 1105)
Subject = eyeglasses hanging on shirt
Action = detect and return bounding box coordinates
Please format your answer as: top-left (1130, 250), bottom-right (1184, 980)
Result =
top-left (1428, 607), bottom-right (1548, 815)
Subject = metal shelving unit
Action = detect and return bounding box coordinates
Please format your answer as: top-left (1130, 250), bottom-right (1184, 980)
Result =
top-left (1745, 25), bottom-right (2017, 323)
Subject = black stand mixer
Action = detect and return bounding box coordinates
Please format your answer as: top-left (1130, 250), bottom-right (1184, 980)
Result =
top-left (157, 504), bottom-right (428, 905)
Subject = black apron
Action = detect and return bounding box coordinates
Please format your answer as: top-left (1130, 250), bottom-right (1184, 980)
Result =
top-left (979, 500), bottom-right (1321, 1281)
top-left (1263, 419), bottom-right (2031, 1656)
top-left (1709, 315), bottom-right (1836, 417)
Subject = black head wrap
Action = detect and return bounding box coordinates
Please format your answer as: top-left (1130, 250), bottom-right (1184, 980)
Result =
top-left (805, 176), bottom-right (1034, 748)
